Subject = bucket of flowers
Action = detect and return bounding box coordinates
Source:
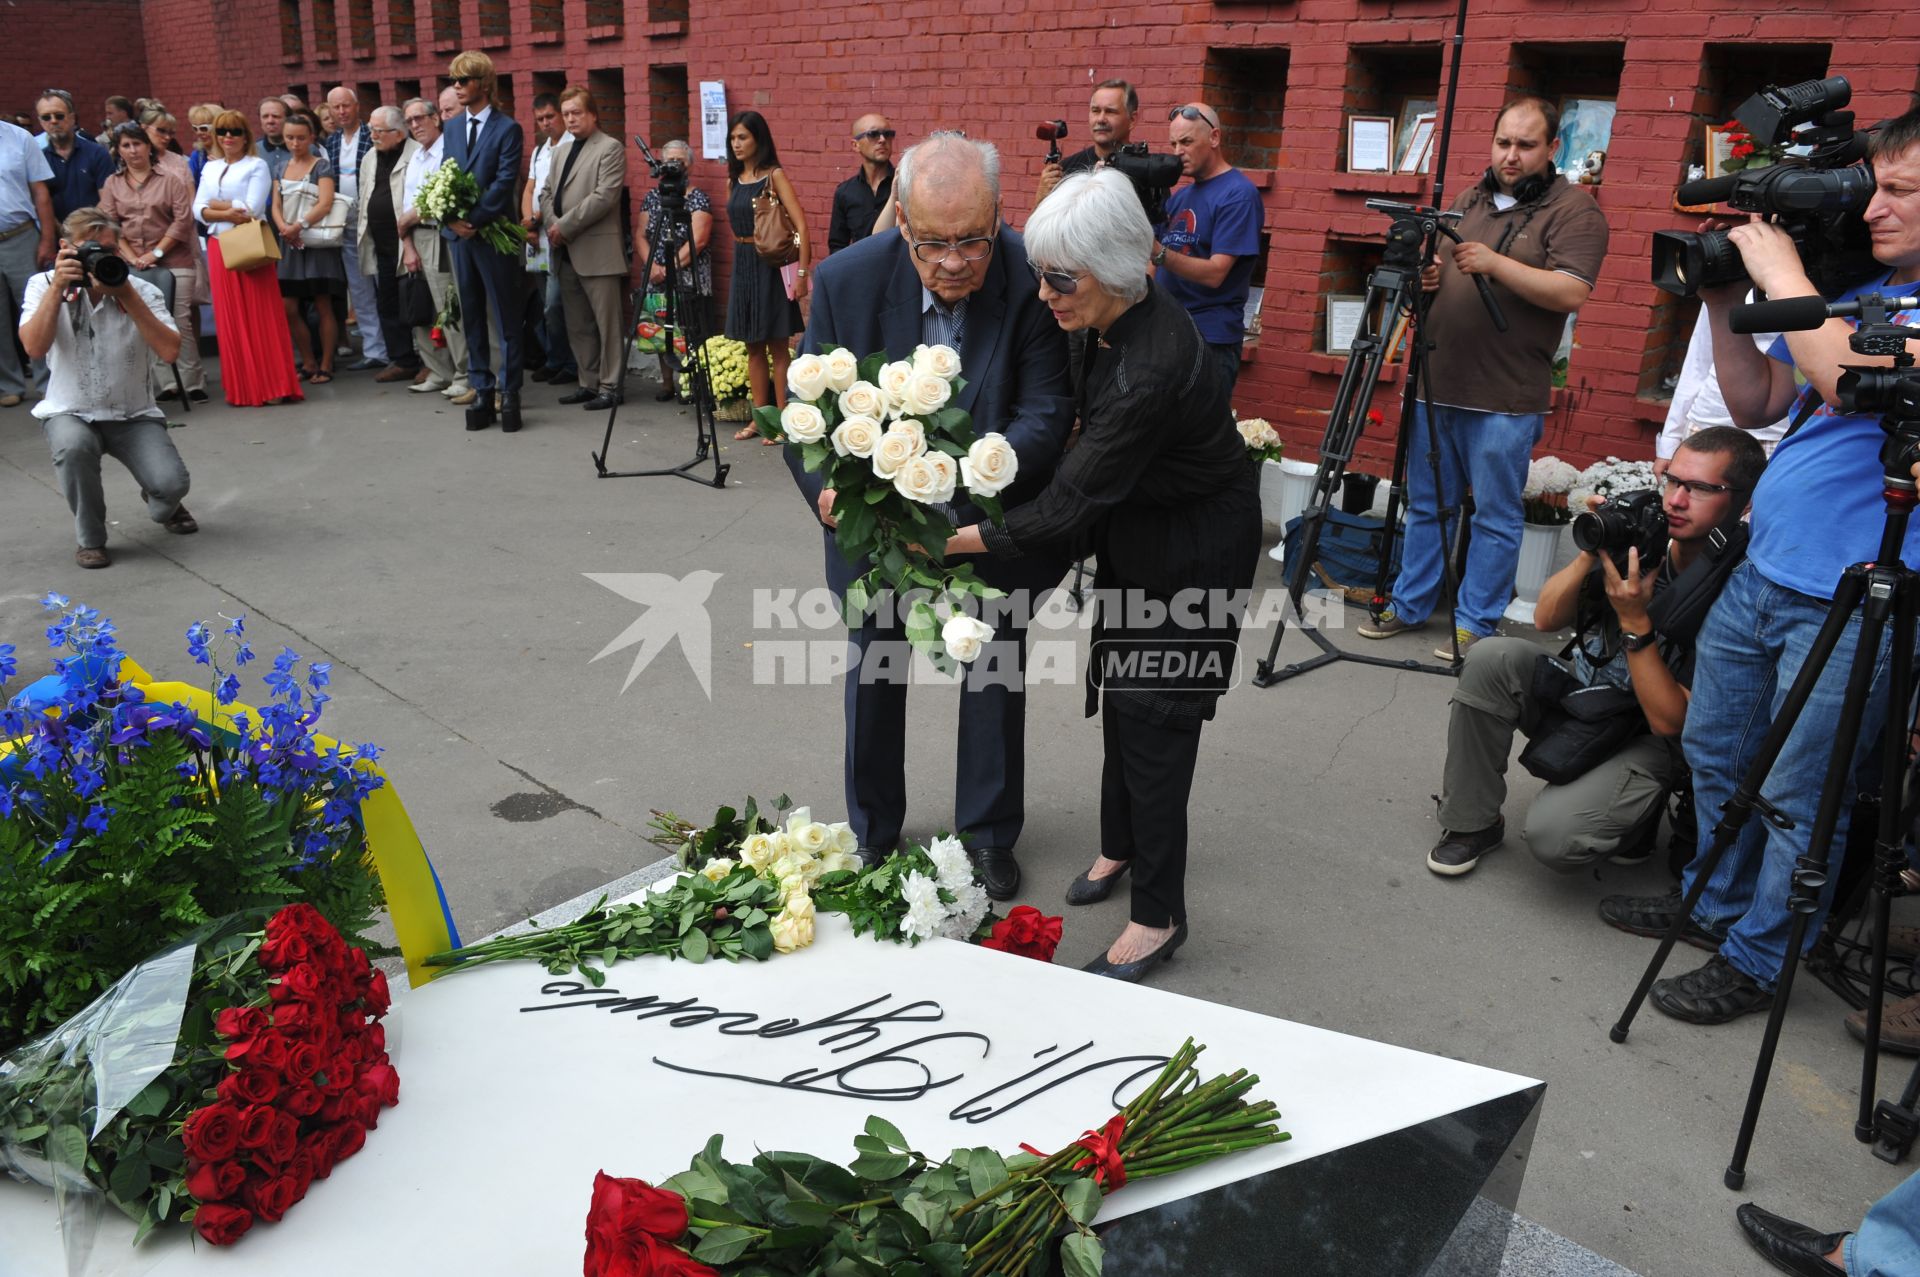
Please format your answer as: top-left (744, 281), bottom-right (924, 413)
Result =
top-left (681, 335), bottom-right (752, 420)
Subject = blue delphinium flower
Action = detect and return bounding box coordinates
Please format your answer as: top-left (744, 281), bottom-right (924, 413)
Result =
top-left (224, 615), bottom-right (246, 639)
top-left (40, 815), bottom-right (80, 864)
top-left (80, 805), bottom-right (110, 837)
top-left (0, 788), bottom-right (12, 819)
top-left (41, 593), bottom-right (70, 611)
top-left (215, 673), bottom-right (242, 705)
top-left (306, 662), bottom-right (331, 691)
top-left (185, 622), bottom-right (211, 665)
top-left (0, 643), bottom-right (15, 683)
top-left (71, 762), bottom-right (105, 800)
top-left (233, 641), bottom-right (256, 667)
top-left (217, 757), bottom-right (250, 786)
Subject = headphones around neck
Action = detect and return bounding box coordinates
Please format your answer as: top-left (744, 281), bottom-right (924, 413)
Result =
top-left (1480, 160), bottom-right (1556, 205)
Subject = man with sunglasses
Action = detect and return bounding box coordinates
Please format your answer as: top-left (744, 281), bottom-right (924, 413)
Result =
top-left (1154, 101), bottom-right (1262, 397)
top-left (827, 114), bottom-right (896, 255)
top-left (34, 92), bottom-right (114, 222)
top-left (791, 130), bottom-right (1074, 901)
top-left (1425, 428), bottom-right (1767, 880)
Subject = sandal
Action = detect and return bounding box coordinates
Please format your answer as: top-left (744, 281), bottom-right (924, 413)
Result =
top-left (309, 370), bottom-right (334, 385)
top-left (761, 435), bottom-right (783, 446)
top-left (732, 424), bottom-right (758, 440)
top-left (162, 506), bottom-right (199, 535)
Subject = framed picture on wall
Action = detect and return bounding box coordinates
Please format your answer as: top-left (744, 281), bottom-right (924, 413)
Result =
top-left (1704, 123), bottom-right (1739, 179)
top-left (1326, 294), bottom-right (1368, 354)
top-left (1557, 97), bottom-right (1616, 185)
top-left (1347, 116), bottom-right (1395, 173)
top-left (1395, 97), bottom-right (1438, 165)
top-left (1398, 115), bottom-right (1436, 174)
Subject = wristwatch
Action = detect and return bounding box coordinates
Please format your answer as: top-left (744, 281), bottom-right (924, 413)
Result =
top-left (1151, 242), bottom-right (1167, 267)
top-left (1620, 628), bottom-right (1659, 653)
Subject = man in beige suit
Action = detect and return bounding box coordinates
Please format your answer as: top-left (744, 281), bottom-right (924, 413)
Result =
top-left (356, 105), bottom-right (423, 383)
top-left (397, 98), bottom-right (466, 397)
top-left (540, 86), bottom-right (628, 411)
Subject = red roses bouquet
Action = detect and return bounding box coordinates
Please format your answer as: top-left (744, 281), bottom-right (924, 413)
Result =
top-left (0, 903), bottom-right (396, 1253)
top-left (978, 906), bottom-right (1063, 963)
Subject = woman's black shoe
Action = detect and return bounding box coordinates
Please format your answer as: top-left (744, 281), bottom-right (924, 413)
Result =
top-left (1065, 860), bottom-right (1131, 906)
top-left (1081, 923), bottom-right (1188, 983)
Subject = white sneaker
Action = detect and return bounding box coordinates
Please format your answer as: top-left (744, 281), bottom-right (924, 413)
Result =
top-left (411, 378), bottom-right (451, 393)
top-left (442, 382), bottom-right (468, 398)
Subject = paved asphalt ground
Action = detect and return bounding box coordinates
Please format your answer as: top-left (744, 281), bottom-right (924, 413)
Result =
top-left (2, 365), bottom-right (1915, 1276)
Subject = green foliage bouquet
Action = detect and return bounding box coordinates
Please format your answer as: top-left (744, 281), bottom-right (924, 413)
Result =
top-left (0, 597), bottom-right (387, 1051)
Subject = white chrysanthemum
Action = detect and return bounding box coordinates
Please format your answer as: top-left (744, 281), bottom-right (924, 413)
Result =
top-left (900, 870), bottom-right (945, 941)
top-left (927, 835), bottom-right (971, 888)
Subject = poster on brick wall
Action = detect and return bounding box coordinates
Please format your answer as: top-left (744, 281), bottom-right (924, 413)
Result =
top-left (700, 82), bottom-right (728, 160)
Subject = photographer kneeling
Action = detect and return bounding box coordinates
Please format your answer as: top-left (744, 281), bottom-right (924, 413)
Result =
top-left (1428, 428), bottom-right (1766, 877)
top-left (21, 208), bottom-right (196, 570)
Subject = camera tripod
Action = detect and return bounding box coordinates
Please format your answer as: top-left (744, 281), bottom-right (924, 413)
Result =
top-left (1610, 301), bottom-right (1920, 1183)
top-left (1251, 0), bottom-right (1507, 687)
top-left (591, 138), bottom-right (729, 488)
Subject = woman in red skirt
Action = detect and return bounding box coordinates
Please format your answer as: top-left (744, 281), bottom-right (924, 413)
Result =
top-left (192, 110), bottom-right (303, 406)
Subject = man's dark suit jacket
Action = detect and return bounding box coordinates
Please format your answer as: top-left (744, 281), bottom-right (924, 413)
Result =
top-left (440, 108), bottom-right (522, 242)
top-left (792, 223), bottom-right (1075, 594)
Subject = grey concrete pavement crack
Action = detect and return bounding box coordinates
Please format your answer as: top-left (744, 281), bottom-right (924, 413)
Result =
top-left (1309, 672), bottom-right (1405, 782)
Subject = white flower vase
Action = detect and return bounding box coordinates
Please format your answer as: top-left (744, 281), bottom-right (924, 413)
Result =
top-left (1505, 521), bottom-right (1565, 625)
top-left (1263, 459), bottom-right (1321, 563)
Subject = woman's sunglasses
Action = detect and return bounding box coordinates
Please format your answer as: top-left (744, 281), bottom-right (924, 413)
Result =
top-left (215, 127), bottom-right (246, 138)
top-left (1029, 263), bottom-right (1087, 295)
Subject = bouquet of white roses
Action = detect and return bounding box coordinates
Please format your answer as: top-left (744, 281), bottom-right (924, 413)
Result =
top-left (1569, 456), bottom-right (1658, 514)
top-left (414, 163), bottom-right (526, 258)
top-left (1235, 415), bottom-right (1284, 464)
top-left (1522, 455), bottom-right (1581, 525)
top-left (763, 344), bottom-right (1018, 671)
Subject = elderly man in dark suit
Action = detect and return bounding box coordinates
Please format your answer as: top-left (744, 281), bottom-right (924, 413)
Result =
top-left (539, 86), bottom-right (628, 412)
top-left (791, 130), bottom-right (1075, 900)
top-left (442, 50), bottom-right (527, 433)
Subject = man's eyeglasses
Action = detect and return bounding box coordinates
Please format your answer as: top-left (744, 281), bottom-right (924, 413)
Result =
top-left (1661, 474), bottom-right (1734, 498)
top-left (855, 128), bottom-right (896, 142)
top-left (909, 236), bottom-right (995, 265)
top-left (1167, 104), bottom-right (1220, 129)
top-left (215, 127), bottom-right (246, 138)
top-left (39, 112), bottom-right (68, 122)
top-left (404, 114), bottom-right (431, 125)
top-left (1029, 263), bottom-right (1087, 295)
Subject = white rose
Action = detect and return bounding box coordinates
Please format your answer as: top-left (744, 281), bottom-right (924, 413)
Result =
top-left (877, 360), bottom-right (916, 409)
top-left (901, 370), bottom-right (952, 418)
top-left (831, 413), bottom-right (884, 459)
top-left (960, 433), bottom-right (1019, 498)
top-left (698, 857), bottom-right (738, 883)
top-left (894, 452), bottom-right (958, 505)
top-left (770, 895), bottom-right (816, 953)
top-left (738, 833), bottom-right (778, 873)
top-left (871, 422), bottom-right (928, 479)
top-left (787, 353), bottom-right (831, 402)
top-left (913, 343), bottom-right (962, 380)
top-left (780, 401), bottom-right (829, 444)
top-left (828, 822), bottom-right (859, 857)
top-left (788, 819), bottom-right (833, 857)
top-left (941, 614), bottom-right (994, 663)
top-left (766, 830), bottom-right (793, 857)
top-left (822, 347), bottom-right (860, 393)
top-left (817, 848), bottom-right (861, 876)
top-left (838, 381), bottom-right (889, 421)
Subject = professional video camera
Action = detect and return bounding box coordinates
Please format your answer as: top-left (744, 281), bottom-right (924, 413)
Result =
top-left (1653, 75), bottom-right (1879, 297)
top-left (1572, 488), bottom-right (1669, 574)
top-left (1107, 141), bottom-right (1182, 226)
top-left (72, 240), bottom-right (129, 288)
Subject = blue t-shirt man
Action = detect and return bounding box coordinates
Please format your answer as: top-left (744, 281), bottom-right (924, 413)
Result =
top-left (1754, 272), bottom-right (1920, 598)
top-left (38, 132), bottom-right (114, 222)
top-left (1157, 166), bottom-right (1262, 346)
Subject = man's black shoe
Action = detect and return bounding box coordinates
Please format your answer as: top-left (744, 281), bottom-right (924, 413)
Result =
top-left (557, 387), bottom-right (596, 405)
top-left (1651, 954), bottom-right (1775, 1025)
top-left (500, 394), bottom-right (523, 434)
top-left (1735, 1203), bottom-right (1846, 1276)
top-left (1427, 819), bottom-right (1504, 877)
top-left (973, 847), bottom-right (1020, 901)
top-left (528, 366), bottom-right (555, 383)
top-left (1598, 890), bottom-right (1724, 952)
top-left (464, 401), bottom-right (495, 431)
top-left (584, 392), bottom-right (621, 411)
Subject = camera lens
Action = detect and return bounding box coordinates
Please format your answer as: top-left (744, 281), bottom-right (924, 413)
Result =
top-left (90, 252), bottom-right (129, 288)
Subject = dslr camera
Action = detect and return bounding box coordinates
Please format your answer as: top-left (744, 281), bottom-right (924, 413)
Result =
top-left (1653, 76), bottom-right (1879, 298)
top-left (72, 240), bottom-right (130, 288)
top-left (1572, 489), bottom-right (1669, 574)
top-left (1106, 142), bottom-right (1182, 227)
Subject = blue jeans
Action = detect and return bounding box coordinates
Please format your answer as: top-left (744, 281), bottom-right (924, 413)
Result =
top-left (1681, 560), bottom-right (1902, 988)
top-left (543, 271), bottom-right (576, 375)
top-left (1847, 1167), bottom-right (1920, 1276)
top-left (1392, 403), bottom-right (1542, 636)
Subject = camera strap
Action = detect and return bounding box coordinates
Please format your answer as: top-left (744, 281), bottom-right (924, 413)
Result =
top-left (1646, 519), bottom-right (1749, 649)
top-left (1779, 384), bottom-right (1826, 443)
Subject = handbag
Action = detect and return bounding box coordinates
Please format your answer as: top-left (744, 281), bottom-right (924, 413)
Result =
top-left (285, 177), bottom-right (351, 249)
top-left (218, 219), bottom-right (281, 273)
top-left (751, 176), bottom-right (800, 265)
top-left (1517, 655), bottom-right (1649, 786)
top-left (398, 272), bottom-right (436, 328)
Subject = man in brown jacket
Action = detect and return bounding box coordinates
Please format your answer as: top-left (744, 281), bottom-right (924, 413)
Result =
top-left (540, 86), bottom-right (628, 411)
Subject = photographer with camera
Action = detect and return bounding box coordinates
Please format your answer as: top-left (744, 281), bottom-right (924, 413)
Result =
top-left (1154, 102), bottom-right (1263, 396)
top-left (1597, 105), bottom-right (1920, 1026)
top-left (1427, 429), bottom-right (1766, 878)
top-left (1034, 80), bottom-right (1138, 206)
top-left (18, 207), bottom-right (196, 570)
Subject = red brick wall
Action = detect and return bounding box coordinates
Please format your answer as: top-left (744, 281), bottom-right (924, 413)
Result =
top-left (17, 0), bottom-right (1920, 466)
top-left (7, 0), bottom-right (154, 134)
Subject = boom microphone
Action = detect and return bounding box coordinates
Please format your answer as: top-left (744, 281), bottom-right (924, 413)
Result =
top-left (1731, 293), bottom-right (1920, 334)
top-left (1676, 174), bottom-right (1739, 207)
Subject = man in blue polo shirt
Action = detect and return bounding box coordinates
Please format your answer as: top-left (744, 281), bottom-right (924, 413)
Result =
top-left (34, 92), bottom-right (113, 222)
top-left (1153, 102), bottom-right (1262, 397)
top-left (1599, 106), bottom-right (1920, 1027)
top-left (1, 116), bottom-right (57, 407)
